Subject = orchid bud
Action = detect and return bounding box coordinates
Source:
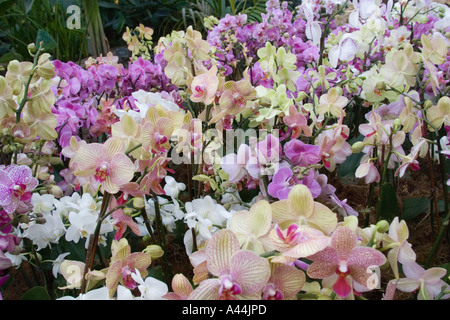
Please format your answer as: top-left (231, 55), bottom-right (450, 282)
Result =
top-left (393, 118), bottom-right (402, 132)
top-left (19, 214), bottom-right (31, 224)
top-left (423, 100), bottom-right (432, 110)
top-left (133, 197), bottom-right (146, 210)
top-left (36, 216), bottom-right (47, 224)
top-left (50, 185), bottom-right (64, 198)
top-left (376, 220), bottom-right (390, 233)
top-left (351, 141), bottom-right (365, 153)
top-left (143, 245), bottom-right (164, 259)
top-left (27, 43), bottom-right (37, 54)
top-left (123, 207), bottom-right (134, 217)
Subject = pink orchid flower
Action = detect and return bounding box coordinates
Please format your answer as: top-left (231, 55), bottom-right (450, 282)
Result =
top-left (283, 105), bottom-right (311, 139)
top-left (283, 139), bottom-right (321, 167)
top-left (74, 137), bottom-right (135, 194)
top-left (188, 230), bottom-right (271, 300)
top-left (396, 262), bottom-right (450, 300)
top-left (307, 226), bottom-right (386, 298)
top-left (106, 239), bottom-right (152, 297)
top-left (355, 161), bottom-right (380, 184)
top-left (0, 164), bottom-right (38, 214)
top-left (262, 264), bottom-right (306, 300)
top-left (268, 167), bottom-right (298, 200)
top-left (108, 195), bottom-right (140, 240)
top-left (189, 66), bottom-right (219, 106)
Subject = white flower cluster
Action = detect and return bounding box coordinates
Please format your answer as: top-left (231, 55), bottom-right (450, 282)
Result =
top-left (21, 192), bottom-right (114, 251)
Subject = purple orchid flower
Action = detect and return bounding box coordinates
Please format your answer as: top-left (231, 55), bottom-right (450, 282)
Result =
top-left (0, 165), bottom-right (38, 214)
top-left (284, 139), bottom-right (321, 167)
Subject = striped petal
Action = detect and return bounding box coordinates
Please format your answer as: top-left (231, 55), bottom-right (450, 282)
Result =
top-left (284, 235), bottom-right (330, 258)
top-left (76, 143), bottom-right (105, 171)
top-left (189, 279), bottom-right (221, 300)
top-left (308, 202), bottom-right (338, 235)
top-left (230, 250), bottom-right (270, 295)
top-left (288, 184), bottom-right (314, 218)
top-left (171, 273), bottom-right (193, 299)
top-left (206, 230), bottom-right (240, 277)
top-left (109, 153), bottom-right (135, 186)
top-left (271, 200), bottom-right (294, 228)
top-left (105, 137), bottom-right (126, 159)
top-left (249, 200), bottom-right (272, 238)
top-left (272, 264), bottom-right (305, 298)
top-left (126, 252), bottom-right (152, 271)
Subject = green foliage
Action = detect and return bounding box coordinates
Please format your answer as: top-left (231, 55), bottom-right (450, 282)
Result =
top-left (0, 0), bottom-right (89, 63)
top-left (21, 286), bottom-right (52, 300)
top-left (99, 0), bottom-right (268, 47)
top-left (377, 182), bottom-right (401, 222)
top-left (402, 197), bottom-right (431, 221)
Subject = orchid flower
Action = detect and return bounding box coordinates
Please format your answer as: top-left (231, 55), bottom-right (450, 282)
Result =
top-left (328, 33), bottom-right (358, 68)
top-left (188, 230), bottom-right (271, 300)
top-left (307, 226), bottom-right (386, 298)
top-left (269, 223), bottom-right (330, 263)
top-left (105, 239), bottom-right (152, 297)
top-left (262, 264), bottom-right (306, 300)
top-left (189, 65), bottom-right (219, 106)
top-left (396, 262), bottom-right (450, 300)
top-left (141, 116), bottom-right (174, 154)
top-left (426, 96), bottom-right (450, 132)
top-left (381, 217), bottom-right (416, 279)
top-left (267, 167), bottom-right (299, 200)
top-left (317, 87), bottom-right (349, 118)
top-left (271, 184), bottom-right (337, 235)
top-left (74, 137), bottom-right (135, 194)
top-left (221, 144), bottom-right (251, 183)
top-left (108, 195), bottom-right (140, 240)
top-left (283, 139), bottom-right (321, 167)
top-left (130, 270), bottom-right (168, 300)
top-left (0, 164), bottom-right (38, 214)
top-left (227, 200), bottom-right (274, 255)
top-left (283, 105), bottom-right (311, 139)
top-left (209, 79), bottom-right (256, 124)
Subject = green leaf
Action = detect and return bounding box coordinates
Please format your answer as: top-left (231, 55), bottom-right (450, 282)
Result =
top-left (376, 182), bottom-right (400, 222)
top-left (21, 286), bottom-right (51, 300)
top-left (402, 197), bottom-right (430, 220)
top-left (35, 29), bottom-right (57, 51)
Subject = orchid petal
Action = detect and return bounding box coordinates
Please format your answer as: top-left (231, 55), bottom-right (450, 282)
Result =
top-left (230, 250), bottom-right (270, 295)
top-left (206, 230), bottom-right (240, 277)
